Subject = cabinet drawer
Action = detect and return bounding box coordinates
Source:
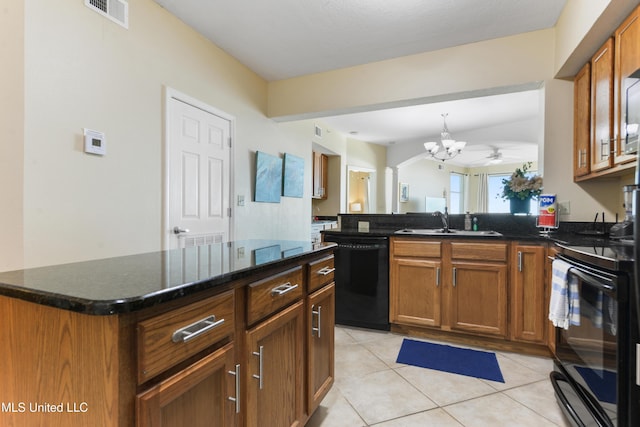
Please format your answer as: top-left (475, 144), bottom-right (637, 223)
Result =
top-left (247, 266), bottom-right (303, 325)
top-left (450, 242), bottom-right (507, 262)
top-left (308, 255), bottom-right (335, 293)
top-left (137, 290), bottom-right (234, 384)
top-left (393, 239), bottom-right (441, 258)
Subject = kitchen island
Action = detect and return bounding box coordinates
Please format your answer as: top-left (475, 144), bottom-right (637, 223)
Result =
top-left (0, 240), bottom-right (336, 427)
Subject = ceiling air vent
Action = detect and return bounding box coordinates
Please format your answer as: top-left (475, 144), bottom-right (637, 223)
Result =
top-left (85, 0), bottom-right (129, 29)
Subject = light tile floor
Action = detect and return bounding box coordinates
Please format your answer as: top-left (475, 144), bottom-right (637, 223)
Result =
top-left (307, 325), bottom-right (572, 427)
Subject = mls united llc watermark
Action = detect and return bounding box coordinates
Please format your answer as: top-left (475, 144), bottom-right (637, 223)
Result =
top-left (1, 401), bottom-right (88, 413)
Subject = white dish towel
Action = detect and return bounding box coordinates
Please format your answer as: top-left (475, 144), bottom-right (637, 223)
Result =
top-left (548, 259), bottom-right (580, 329)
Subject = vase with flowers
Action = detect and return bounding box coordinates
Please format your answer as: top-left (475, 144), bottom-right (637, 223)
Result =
top-left (500, 162), bottom-right (543, 214)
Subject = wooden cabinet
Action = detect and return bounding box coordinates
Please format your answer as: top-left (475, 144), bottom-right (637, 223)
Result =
top-left (136, 290), bottom-right (238, 427)
top-left (614, 7), bottom-right (640, 165)
top-left (510, 244), bottom-right (547, 344)
top-left (591, 38), bottom-right (615, 172)
top-left (448, 242), bottom-right (508, 338)
top-left (306, 256), bottom-right (335, 415)
top-left (390, 238), bottom-right (507, 339)
top-left (574, 62), bottom-right (591, 178)
top-left (0, 248), bottom-right (336, 427)
top-left (574, 5), bottom-right (640, 180)
top-left (546, 245), bottom-right (560, 355)
top-left (307, 283), bottom-right (335, 414)
top-left (312, 151), bottom-right (328, 199)
top-left (137, 342), bottom-right (237, 427)
top-left (137, 290), bottom-right (235, 383)
top-left (245, 301), bottom-right (305, 427)
top-left (390, 239), bottom-right (442, 327)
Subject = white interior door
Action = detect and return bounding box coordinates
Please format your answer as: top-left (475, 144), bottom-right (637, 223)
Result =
top-left (167, 95), bottom-right (231, 249)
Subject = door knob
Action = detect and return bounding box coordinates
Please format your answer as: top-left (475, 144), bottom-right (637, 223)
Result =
top-left (173, 226), bottom-right (189, 235)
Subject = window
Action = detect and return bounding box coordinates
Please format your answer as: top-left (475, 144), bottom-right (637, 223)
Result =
top-left (487, 174), bottom-right (510, 213)
top-left (449, 172), bottom-right (465, 214)
top-left (487, 172), bottom-right (537, 214)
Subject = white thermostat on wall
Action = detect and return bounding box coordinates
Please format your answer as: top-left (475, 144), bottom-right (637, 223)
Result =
top-left (83, 128), bottom-right (106, 156)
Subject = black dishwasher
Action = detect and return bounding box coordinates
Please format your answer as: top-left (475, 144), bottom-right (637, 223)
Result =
top-left (323, 234), bottom-right (389, 330)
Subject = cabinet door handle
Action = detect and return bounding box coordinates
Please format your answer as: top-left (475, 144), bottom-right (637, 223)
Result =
top-left (312, 304), bottom-right (322, 338)
top-left (518, 251), bottom-right (523, 272)
top-left (227, 363), bottom-right (240, 414)
top-left (436, 267), bottom-right (441, 287)
top-left (171, 315), bottom-right (225, 343)
top-left (252, 345), bottom-right (264, 390)
top-left (271, 282), bottom-right (299, 296)
top-left (317, 266), bottom-right (335, 276)
top-left (452, 267), bottom-right (457, 287)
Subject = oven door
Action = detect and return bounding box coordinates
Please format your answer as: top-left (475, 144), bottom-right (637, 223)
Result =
top-left (552, 255), bottom-right (629, 427)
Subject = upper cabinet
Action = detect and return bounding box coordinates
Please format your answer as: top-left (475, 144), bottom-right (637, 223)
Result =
top-left (574, 62), bottom-right (591, 178)
top-left (614, 7), bottom-right (640, 165)
top-left (574, 6), bottom-right (640, 181)
top-left (590, 38), bottom-right (614, 173)
top-left (312, 151), bottom-right (328, 199)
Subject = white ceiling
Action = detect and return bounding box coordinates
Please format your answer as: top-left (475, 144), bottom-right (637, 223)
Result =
top-left (154, 0), bottom-right (566, 167)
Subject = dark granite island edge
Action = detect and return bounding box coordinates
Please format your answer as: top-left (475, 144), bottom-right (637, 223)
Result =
top-left (0, 240), bottom-right (336, 315)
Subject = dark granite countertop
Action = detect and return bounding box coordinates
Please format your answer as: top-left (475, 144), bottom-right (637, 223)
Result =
top-left (0, 240), bottom-right (335, 316)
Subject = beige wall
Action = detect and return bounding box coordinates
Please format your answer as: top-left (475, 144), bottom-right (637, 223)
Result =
top-left (268, 29), bottom-right (555, 119)
top-left (0, 1), bottom-right (25, 271)
top-left (267, 2), bottom-right (640, 222)
top-left (6, 1), bottom-right (638, 270)
top-left (15, 0), bottom-right (310, 268)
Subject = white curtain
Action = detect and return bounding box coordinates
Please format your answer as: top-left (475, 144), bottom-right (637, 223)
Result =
top-left (476, 173), bottom-right (489, 213)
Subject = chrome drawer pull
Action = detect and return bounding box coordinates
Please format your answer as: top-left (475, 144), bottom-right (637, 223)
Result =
top-left (252, 345), bottom-right (264, 390)
top-left (452, 267), bottom-right (457, 287)
top-left (312, 304), bottom-right (322, 338)
top-left (271, 282), bottom-right (299, 296)
top-left (436, 267), bottom-right (441, 287)
top-left (317, 267), bottom-right (335, 276)
top-left (171, 315), bottom-right (225, 343)
top-left (228, 364), bottom-right (240, 413)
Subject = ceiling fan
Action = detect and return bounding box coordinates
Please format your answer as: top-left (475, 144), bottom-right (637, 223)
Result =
top-left (482, 146), bottom-right (521, 165)
top-left (485, 147), bottom-right (504, 165)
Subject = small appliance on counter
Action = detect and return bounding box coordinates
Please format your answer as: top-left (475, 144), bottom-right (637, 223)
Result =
top-left (610, 184), bottom-right (637, 240)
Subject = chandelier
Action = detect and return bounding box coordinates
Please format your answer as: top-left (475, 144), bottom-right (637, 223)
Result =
top-left (423, 113), bottom-right (466, 162)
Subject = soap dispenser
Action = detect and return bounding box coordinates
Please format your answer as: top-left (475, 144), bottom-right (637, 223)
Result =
top-left (464, 212), bottom-right (472, 231)
top-left (472, 217), bottom-right (478, 231)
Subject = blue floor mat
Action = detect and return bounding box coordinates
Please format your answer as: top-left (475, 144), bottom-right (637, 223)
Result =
top-left (396, 338), bottom-right (505, 383)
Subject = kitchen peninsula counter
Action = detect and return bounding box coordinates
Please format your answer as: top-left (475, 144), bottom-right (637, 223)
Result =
top-left (0, 240), bottom-right (336, 427)
top-left (0, 239), bottom-right (335, 315)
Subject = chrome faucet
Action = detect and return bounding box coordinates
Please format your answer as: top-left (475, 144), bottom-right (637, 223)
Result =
top-left (433, 207), bottom-right (450, 232)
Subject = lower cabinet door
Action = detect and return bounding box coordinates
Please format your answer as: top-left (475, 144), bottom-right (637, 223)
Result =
top-left (449, 262), bottom-right (507, 337)
top-left (136, 342), bottom-right (237, 427)
top-left (307, 283), bottom-right (335, 415)
top-left (390, 257), bottom-right (441, 327)
top-left (246, 301), bottom-right (304, 427)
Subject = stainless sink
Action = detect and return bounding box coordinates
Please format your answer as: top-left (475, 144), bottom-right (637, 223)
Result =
top-left (394, 228), bottom-right (503, 237)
